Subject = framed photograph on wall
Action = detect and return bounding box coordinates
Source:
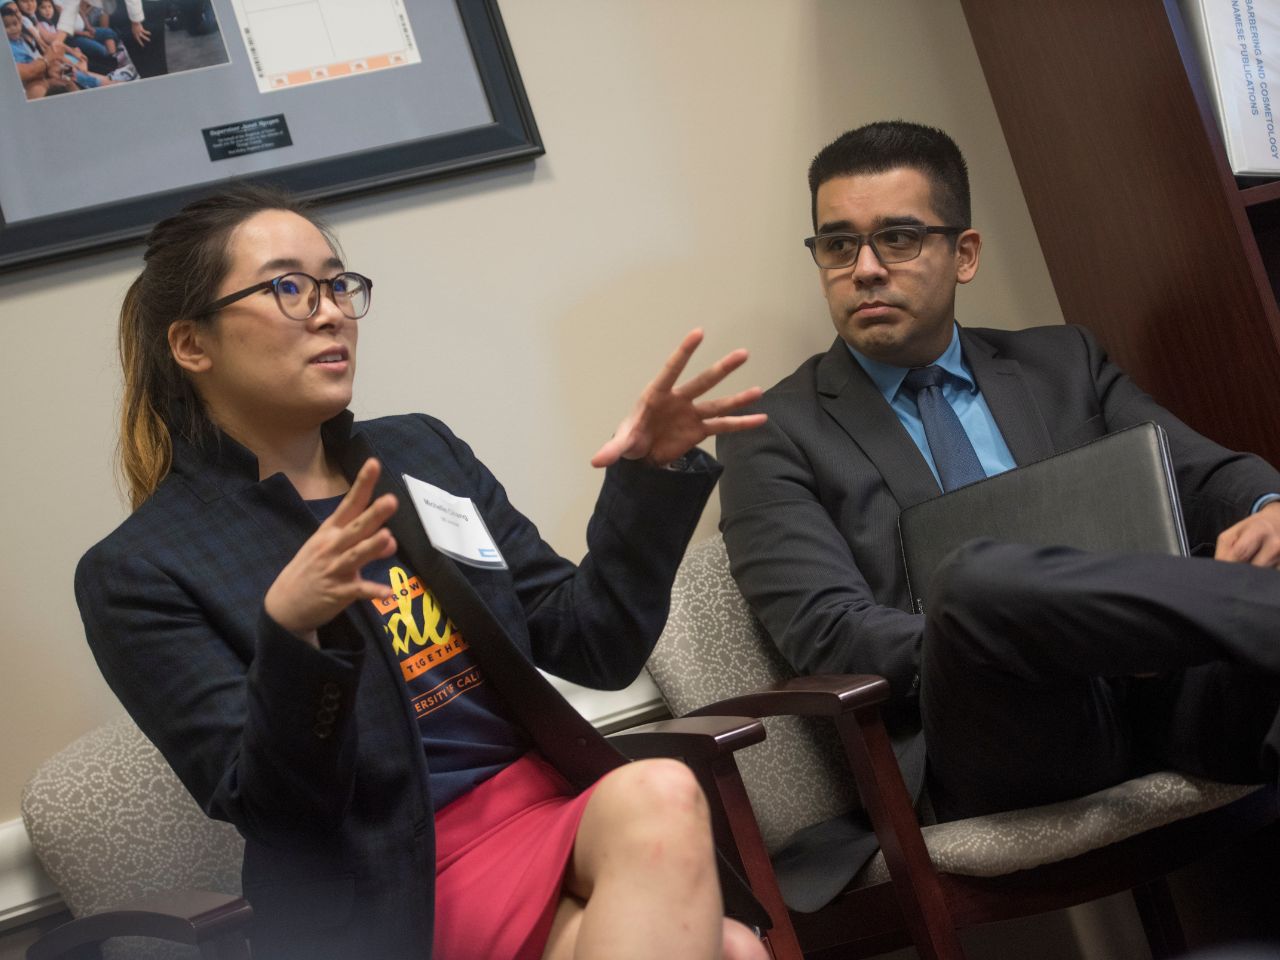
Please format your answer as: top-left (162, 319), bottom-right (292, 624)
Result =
top-left (0, 0), bottom-right (541, 271)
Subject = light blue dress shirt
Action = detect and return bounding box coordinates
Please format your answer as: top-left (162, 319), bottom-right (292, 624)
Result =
top-left (847, 324), bottom-right (1279, 514)
top-left (847, 324), bottom-right (1015, 489)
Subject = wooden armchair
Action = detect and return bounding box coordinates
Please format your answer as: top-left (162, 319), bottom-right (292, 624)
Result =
top-left (645, 534), bottom-right (1280, 960)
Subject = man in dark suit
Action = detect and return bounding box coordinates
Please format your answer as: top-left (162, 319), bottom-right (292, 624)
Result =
top-left (716, 120), bottom-right (1280, 905)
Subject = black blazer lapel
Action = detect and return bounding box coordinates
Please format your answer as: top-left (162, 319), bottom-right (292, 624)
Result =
top-left (339, 430), bottom-right (771, 929)
top-left (337, 431), bottom-right (628, 791)
top-left (961, 329), bottom-right (1055, 466)
top-left (816, 340), bottom-right (942, 509)
top-left (335, 429), bottom-right (774, 928)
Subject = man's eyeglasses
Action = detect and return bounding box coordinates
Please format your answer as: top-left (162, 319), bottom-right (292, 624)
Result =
top-left (803, 225), bottom-right (963, 269)
top-left (198, 271), bottom-right (374, 321)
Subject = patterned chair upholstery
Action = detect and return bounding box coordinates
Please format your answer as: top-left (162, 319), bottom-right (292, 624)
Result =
top-left (647, 533), bottom-right (1269, 958)
top-left (647, 542), bottom-right (860, 852)
top-left (21, 716), bottom-right (246, 960)
top-left (649, 533), bottom-right (1257, 879)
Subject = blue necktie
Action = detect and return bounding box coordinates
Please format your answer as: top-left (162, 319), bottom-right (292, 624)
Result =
top-left (902, 365), bottom-right (986, 492)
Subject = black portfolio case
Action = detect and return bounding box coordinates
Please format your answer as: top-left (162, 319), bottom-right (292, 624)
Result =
top-left (898, 422), bottom-right (1188, 615)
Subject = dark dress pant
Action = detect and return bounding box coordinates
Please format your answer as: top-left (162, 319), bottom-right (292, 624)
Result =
top-left (919, 539), bottom-right (1280, 821)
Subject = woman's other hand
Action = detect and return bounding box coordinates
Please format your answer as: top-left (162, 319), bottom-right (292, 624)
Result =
top-left (264, 458), bottom-right (398, 644)
top-left (591, 329), bottom-right (767, 468)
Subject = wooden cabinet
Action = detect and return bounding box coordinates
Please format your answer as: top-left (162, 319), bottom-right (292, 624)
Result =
top-left (961, 0), bottom-right (1280, 465)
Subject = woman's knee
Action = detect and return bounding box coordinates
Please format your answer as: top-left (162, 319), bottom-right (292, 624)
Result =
top-left (596, 758), bottom-right (708, 827)
top-left (573, 759), bottom-right (717, 895)
top-left (586, 758), bottom-right (715, 868)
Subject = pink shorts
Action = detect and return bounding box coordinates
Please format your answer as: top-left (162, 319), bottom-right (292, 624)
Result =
top-left (433, 753), bottom-right (598, 960)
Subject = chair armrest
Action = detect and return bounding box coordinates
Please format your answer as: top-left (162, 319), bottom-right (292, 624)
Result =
top-left (682, 672), bottom-right (957, 954)
top-left (608, 716), bottom-right (777, 934)
top-left (27, 890), bottom-right (252, 960)
top-left (611, 721), bottom-right (778, 942)
top-left (685, 674), bottom-right (890, 719)
top-left (607, 716), bottom-right (766, 761)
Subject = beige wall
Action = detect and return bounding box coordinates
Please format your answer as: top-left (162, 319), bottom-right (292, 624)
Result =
top-left (0, 0), bottom-right (1062, 822)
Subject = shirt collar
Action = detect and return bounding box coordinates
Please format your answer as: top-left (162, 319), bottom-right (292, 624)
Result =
top-left (845, 322), bottom-right (974, 404)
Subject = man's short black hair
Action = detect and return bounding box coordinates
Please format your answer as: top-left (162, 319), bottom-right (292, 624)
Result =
top-left (808, 120), bottom-right (971, 231)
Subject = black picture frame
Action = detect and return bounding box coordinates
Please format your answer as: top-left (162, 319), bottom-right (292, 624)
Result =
top-left (0, 0), bottom-right (541, 272)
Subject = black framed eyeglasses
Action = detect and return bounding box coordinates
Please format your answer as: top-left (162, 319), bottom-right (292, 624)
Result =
top-left (198, 271), bottom-right (374, 321)
top-left (803, 225), bottom-right (963, 268)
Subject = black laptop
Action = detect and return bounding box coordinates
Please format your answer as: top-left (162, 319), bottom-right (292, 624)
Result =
top-left (897, 422), bottom-right (1188, 615)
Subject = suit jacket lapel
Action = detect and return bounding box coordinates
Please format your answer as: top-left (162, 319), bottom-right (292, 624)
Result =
top-left (817, 339), bottom-right (942, 509)
top-left (961, 329), bottom-right (1055, 466)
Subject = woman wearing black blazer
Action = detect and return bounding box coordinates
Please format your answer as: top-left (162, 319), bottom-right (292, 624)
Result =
top-left (75, 186), bottom-right (768, 960)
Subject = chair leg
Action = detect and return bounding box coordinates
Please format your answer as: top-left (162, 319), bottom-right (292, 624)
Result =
top-left (837, 710), bottom-right (966, 960)
top-left (1131, 876), bottom-right (1187, 960)
top-left (694, 754), bottom-right (806, 960)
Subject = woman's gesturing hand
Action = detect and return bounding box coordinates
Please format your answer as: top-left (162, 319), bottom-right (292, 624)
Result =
top-left (265, 458), bottom-right (399, 644)
top-left (591, 329), bottom-right (767, 468)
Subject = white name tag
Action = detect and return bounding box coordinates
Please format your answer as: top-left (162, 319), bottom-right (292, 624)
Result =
top-left (402, 474), bottom-right (508, 570)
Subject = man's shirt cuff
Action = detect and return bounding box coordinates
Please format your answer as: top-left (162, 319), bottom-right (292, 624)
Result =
top-left (1252, 493), bottom-right (1280, 514)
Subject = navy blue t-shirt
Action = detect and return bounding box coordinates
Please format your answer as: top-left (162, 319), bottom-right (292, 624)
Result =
top-left (308, 496), bottom-right (528, 808)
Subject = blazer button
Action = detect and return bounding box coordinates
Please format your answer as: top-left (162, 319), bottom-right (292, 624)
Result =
top-left (322, 682), bottom-right (340, 698)
top-left (317, 706), bottom-right (336, 723)
top-left (313, 722), bottom-right (333, 740)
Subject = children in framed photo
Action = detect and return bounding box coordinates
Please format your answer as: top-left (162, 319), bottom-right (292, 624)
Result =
top-left (3, 0), bottom-right (228, 99)
top-left (0, 0), bottom-right (540, 271)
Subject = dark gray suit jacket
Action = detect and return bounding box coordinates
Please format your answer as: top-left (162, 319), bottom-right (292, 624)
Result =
top-left (715, 323), bottom-right (1280, 910)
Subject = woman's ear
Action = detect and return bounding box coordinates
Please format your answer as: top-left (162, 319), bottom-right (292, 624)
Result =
top-left (168, 319), bottom-right (212, 374)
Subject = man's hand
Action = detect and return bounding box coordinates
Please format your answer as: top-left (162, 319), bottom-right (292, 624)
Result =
top-left (131, 20), bottom-right (151, 45)
top-left (1214, 500), bottom-right (1280, 568)
top-left (264, 458), bottom-right (399, 643)
top-left (591, 328), bottom-right (767, 468)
